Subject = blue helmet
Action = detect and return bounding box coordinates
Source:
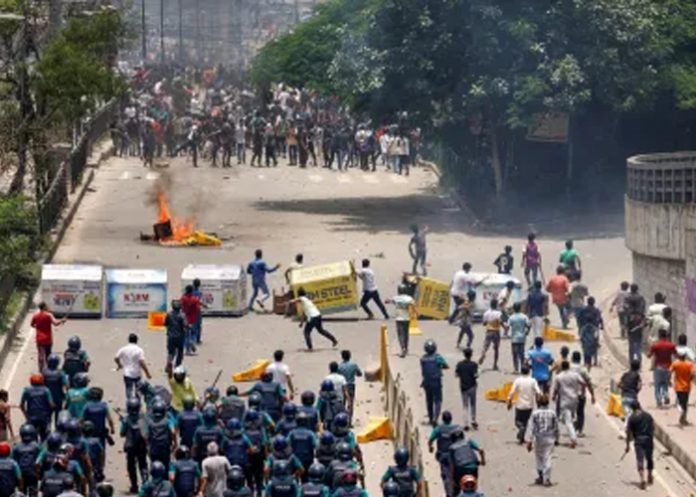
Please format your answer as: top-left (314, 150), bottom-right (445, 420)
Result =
top-left (394, 447), bottom-right (409, 466)
top-left (282, 403), bottom-right (297, 418)
top-left (150, 460), bottom-right (167, 480)
top-left (273, 435), bottom-right (289, 453)
top-left (308, 463), bottom-right (325, 483)
top-left (320, 380), bottom-right (334, 392)
top-left (226, 418), bottom-right (243, 434)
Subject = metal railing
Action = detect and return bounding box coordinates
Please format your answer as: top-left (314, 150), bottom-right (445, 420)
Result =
top-left (627, 152), bottom-right (696, 204)
top-left (38, 98), bottom-right (121, 234)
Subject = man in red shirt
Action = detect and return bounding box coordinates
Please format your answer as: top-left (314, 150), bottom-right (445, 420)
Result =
top-left (648, 328), bottom-right (676, 407)
top-left (545, 266), bottom-right (570, 329)
top-left (180, 285), bottom-right (202, 355)
top-left (30, 302), bottom-right (66, 371)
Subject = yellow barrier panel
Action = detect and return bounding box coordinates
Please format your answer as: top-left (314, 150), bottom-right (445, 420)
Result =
top-left (408, 310), bottom-right (422, 336)
top-left (147, 311), bottom-right (166, 331)
top-left (232, 359), bottom-right (271, 382)
top-left (357, 416), bottom-right (393, 443)
top-left (606, 393), bottom-right (625, 418)
top-left (484, 381), bottom-right (513, 402)
top-left (380, 325), bottom-right (388, 383)
top-left (543, 325), bottom-right (576, 342)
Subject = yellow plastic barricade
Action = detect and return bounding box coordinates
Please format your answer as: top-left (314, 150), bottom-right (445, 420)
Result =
top-left (147, 311), bottom-right (166, 331)
top-left (232, 359), bottom-right (271, 382)
top-left (414, 277), bottom-right (450, 320)
top-left (408, 308), bottom-right (422, 335)
top-left (357, 416), bottom-right (393, 443)
top-left (543, 325), bottom-right (576, 342)
top-left (290, 261), bottom-right (358, 315)
top-left (606, 393), bottom-right (625, 418)
top-left (484, 381), bottom-right (513, 402)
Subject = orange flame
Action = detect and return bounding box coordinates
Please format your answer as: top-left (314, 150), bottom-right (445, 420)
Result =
top-left (157, 192), bottom-right (194, 243)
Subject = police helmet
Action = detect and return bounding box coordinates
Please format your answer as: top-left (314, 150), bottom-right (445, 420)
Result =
top-left (152, 399), bottom-right (167, 417)
top-left (82, 421), bottom-right (95, 437)
top-left (273, 435), bottom-right (289, 453)
top-left (30, 374), bottom-right (44, 386)
top-left (248, 392), bottom-right (262, 409)
top-left (176, 445), bottom-right (191, 460)
top-left (319, 431), bottom-right (335, 447)
top-left (226, 418), bottom-right (243, 434)
top-left (96, 482), bottom-right (115, 497)
top-left (320, 379), bottom-right (334, 392)
top-left (383, 481), bottom-right (400, 497)
top-left (245, 409), bottom-right (260, 423)
top-left (227, 466), bottom-right (245, 489)
top-left (336, 442), bottom-right (352, 461)
top-left (226, 385), bottom-right (239, 396)
top-left (424, 340), bottom-right (437, 354)
top-left (394, 447), bottom-right (409, 466)
top-left (19, 423), bottom-right (37, 442)
top-left (173, 366), bottom-right (187, 382)
top-left (182, 395), bottom-right (195, 410)
top-left (150, 460), bottom-right (167, 480)
top-left (202, 405), bottom-right (217, 424)
top-left (56, 411), bottom-right (72, 433)
top-left (126, 397), bottom-right (141, 414)
top-left (0, 442), bottom-right (9, 457)
top-left (73, 372), bottom-right (90, 388)
top-left (47, 354), bottom-right (61, 369)
top-left (66, 418), bottom-right (82, 438)
top-left (271, 460), bottom-right (291, 478)
top-left (67, 336), bottom-right (81, 351)
top-left (46, 431), bottom-right (63, 451)
top-left (460, 475), bottom-right (477, 492)
top-left (300, 391), bottom-right (315, 406)
top-left (296, 411), bottom-right (310, 427)
top-left (261, 371), bottom-right (273, 383)
top-left (308, 462), bottom-right (326, 482)
top-left (282, 403), bottom-right (297, 418)
top-left (205, 386), bottom-right (220, 402)
top-left (332, 412), bottom-right (349, 431)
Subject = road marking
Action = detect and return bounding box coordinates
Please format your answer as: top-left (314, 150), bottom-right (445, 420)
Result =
top-left (362, 175), bottom-right (379, 184)
top-left (336, 175), bottom-right (352, 184)
top-left (389, 175), bottom-right (407, 184)
top-left (593, 402), bottom-right (682, 496)
top-left (308, 174), bottom-right (324, 183)
top-left (3, 332), bottom-right (31, 390)
top-left (119, 171), bottom-right (131, 180)
top-left (145, 172), bottom-right (159, 180)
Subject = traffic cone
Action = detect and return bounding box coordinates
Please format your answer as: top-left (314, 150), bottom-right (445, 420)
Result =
top-left (606, 393), bottom-right (625, 418)
top-left (232, 359), bottom-right (271, 382)
top-left (408, 310), bottom-right (422, 335)
top-left (147, 311), bottom-right (166, 331)
top-left (484, 381), bottom-right (513, 402)
top-left (357, 416), bottom-right (393, 443)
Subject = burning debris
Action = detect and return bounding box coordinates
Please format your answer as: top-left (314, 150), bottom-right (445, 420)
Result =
top-left (141, 174), bottom-right (222, 247)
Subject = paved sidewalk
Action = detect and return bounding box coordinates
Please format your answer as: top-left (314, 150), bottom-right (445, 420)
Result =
top-left (602, 309), bottom-right (696, 480)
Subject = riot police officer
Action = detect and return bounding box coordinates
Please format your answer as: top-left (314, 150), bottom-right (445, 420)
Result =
top-left (298, 391), bottom-right (319, 432)
top-left (288, 412), bottom-right (317, 482)
top-left (275, 403), bottom-right (298, 437)
top-left (326, 443), bottom-right (358, 492)
top-left (20, 374), bottom-right (54, 441)
top-left (139, 460), bottom-right (176, 497)
top-left (62, 336), bottom-right (90, 387)
top-left (420, 340), bottom-right (448, 426)
top-left (0, 442), bottom-right (22, 497)
top-left (265, 460), bottom-right (300, 497)
top-left (120, 397), bottom-right (148, 494)
top-left (225, 464), bottom-right (253, 497)
top-left (222, 419), bottom-right (252, 471)
top-left (81, 387), bottom-right (115, 450)
top-left (42, 354), bottom-right (68, 425)
top-left (299, 463), bottom-right (329, 497)
top-left (12, 423), bottom-right (40, 495)
top-left (317, 381), bottom-right (345, 432)
top-left (245, 393), bottom-right (276, 432)
top-left (37, 431), bottom-right (63, 475)
top-left (193, 405), bottom-right (224, 466)
top-left (242, 409), bottom-right (267, 496)
top-left (265, 435), bottom-right (303, 480)
top-left (247, 372), bottom-right (285, 422)
top-left (145, 399), bottom-right (175, 469)
top-left (427, 411), bottom-right (461, 497)
top-left (332, 468), bottom-right (368, 497)
top-left (170, 446), bottom-right (200, 497)
top-left (83, 421), bottom-right (106, 483)
top-left (380, 448), bottom-right (423, 497)
top-left (219, 386), bottom-right (246, 427)
top-left (40, 455), bottom-right (72, 497)
top-left (315, 432), bottom-right (336, 469)
top-left (176, 395), bottom-right (202, 450)
top-left (65, 373), bottom-right (90, 419)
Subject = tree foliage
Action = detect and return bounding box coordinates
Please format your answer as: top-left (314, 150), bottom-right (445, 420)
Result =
top-left (0, 195), bottom-right (38, 278)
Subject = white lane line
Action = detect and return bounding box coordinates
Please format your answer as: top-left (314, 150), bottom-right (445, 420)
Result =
top-left (3, 331), bottom-right (32, 390)
top-left (362, 175), bottom-right (379, 184)
top-left (145, 172), bottom-right (159, 180)
top-left (119, 171), bottom-right (131, 180)
top-left (308, 174), bottom-right (324, 183)
top-left (593, 402), bottom-right (682, 496)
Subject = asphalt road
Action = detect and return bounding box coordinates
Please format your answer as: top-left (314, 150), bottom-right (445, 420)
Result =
top-left (1, 152), bottom-right (694, 496)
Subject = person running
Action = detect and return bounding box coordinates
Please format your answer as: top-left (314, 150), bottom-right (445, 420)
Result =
top-left (408, 224), bottom-right (428, 276)
top-left (609, 281), bottom-right (630, 339)
top-left (670, 351), bottom-right (695, 425)
top-left (455, 348), bottom-right (478, 431)
top-left (449, 263), bottom-right (482, 324)
top-left (570, 351), bottom-right (595, 438)
top-left (525, 394), bottom-right (558, 487)
top-left (647, 328), bottom-right (676, 408)
top-left (428, 411), bottom-right (461, 497)
top-left (508, 303), bottom-right (530, 373)
top-left (576, 297), bottom-right (603, 370)
top-left (568, 274), bottom-right (589, 327)
top-left (624, 400), bottom-right (655, 490)
top-left (31, 303), bottom-right (66, 372)
top-left (521, 233), bottom-right (542, 287)
top-left (507, 366), bottom-right (540, 442)
top-left (559, 240), bottom-right (581, 281)
top-left (618, 359), bottom-right (642, 423)
top-left (551, 361), bottom-right (585, 449)
top-left (625, 284), bottom-right (647, 366)
top-left (246, 249), bottom-right (281, 312)
top-left (478, 299), bottom-right (504, 370)
top-left (265, 350), bottom-right (295, 399)
top-left (386, 285), bottom-right (416, 358)
top-left (292, 288), bottom-right (338, 352)
top-left (493, 246), bottom-right (513, 275)
top-left (527, 337), bottom-right (554, 393)
top-left (676, 333), bottom-right (696, 362)
top-left (454, 291), bottom-right (476, 349)
top-left (545, 267), bottom-right (570, 329)
top-left (114, 333), bottom-right (151, 399)
top-left (337, 350), bottom-right (362, 423)
top-left (357, 259), bottom-right (389, 320)
top-left (525, 281), bottom-right (548, 338)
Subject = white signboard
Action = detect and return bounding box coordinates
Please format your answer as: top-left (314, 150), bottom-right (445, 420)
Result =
top-left (41, 264), bottom-right (103, 317)
top-left (181, 264), bottom-right (246, 316)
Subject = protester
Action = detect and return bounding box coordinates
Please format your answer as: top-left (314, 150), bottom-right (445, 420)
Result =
top-left (265, 350), bottom-right (295, 399)
top-left (576, 297), bottom-right (603, 370)
top-left (292, 288), bottom-right (338, 352)
top-left (551, 361), bottom-right (585, 448)
top-left (246, 249), bottom-right (281, 312)
top-left (493, 246), bottom-right (513, 275)
top-left (670, 351), bottom-right (695, 425)
top-left (357, 259), bottom-right (389, 320)
top-left (610, 281), bottom-right (630, 339)
top-left (165, 300), bottom-right (189, 370)
top-left (624, 401), bottom-right (655, 490)
top-left (507, 365), bottom-right (540, 444)
top-left (478, 299), bottom-right (504, 370)
top-left (618, 359), bottom-right (642, 424)
top-left (455, 290), bottom-right (476, 349)
top-left (527, 337), bottom-right (554, 393)
top-left (625, 284), bottom-right (647, 365)
top-left (455, 348), bottom-right (479, 431)
top-left (31, 303), bottom-right (67, 372)
top-left (525, 281), bottom-right (548, 338)
top-left (386, 285), bottom-right (416, 358)
top-left (408, 224), bottom-right (428, 276)
top-left (508, 302), bottom-right (530, 373)
top-left (521, 233), bottom-right (542, 287)
top-left (545, 267), bottom-right (570, 329)
top-left (114, 333), bottom-right (151, 399)
top-left (525, 394), bottom-right (558, 487)
top-left (647, 328), bottom-right (676, 407)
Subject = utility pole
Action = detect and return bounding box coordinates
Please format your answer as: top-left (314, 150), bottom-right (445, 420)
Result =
top-left (160, 0), bottom-right (164, 63)
top-left (141, 0), bottom-right (146, 62)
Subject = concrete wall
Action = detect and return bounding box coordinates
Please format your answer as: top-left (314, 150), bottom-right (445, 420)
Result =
top-left (626, 197), bottom-right (696, 345)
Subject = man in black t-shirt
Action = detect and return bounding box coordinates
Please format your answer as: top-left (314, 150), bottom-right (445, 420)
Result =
top-left (625, 400), bottom-right (654, 490)
top-left (455, 348), bottom-right (479, 431)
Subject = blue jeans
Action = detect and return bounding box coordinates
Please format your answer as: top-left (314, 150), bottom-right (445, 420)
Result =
top-left (124, 376), bottom-right (140, 400)
top-left (556, 303), bottom-right (570, 328)
top-left (653, 367), bottom-right (670, 406)
top-left (248, 281), bottom-right (270, 310)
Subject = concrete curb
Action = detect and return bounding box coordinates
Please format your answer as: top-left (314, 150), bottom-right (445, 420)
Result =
top-left (600, 307), bottom-right (696, 481)
top-left (0, 140), bottom-right (112, 370)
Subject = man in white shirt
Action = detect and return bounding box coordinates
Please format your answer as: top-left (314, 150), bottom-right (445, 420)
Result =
top-left (449, 263), bottom-right (481, 324)
top-left (200, 442), bottom-right (231, 497)
top-left (508, 365), bottom-right (541, 444)
top-left (114, 333), bottom-right (151, 399)
top-left (386, 285), bottom-right (416, 357)
top-left (284, 253), bottom-right (304, 284)
top-left (292, 288), bottom-right (338, 352)
top-left (357, 259), bottom-right (389, 320)
top-left (325, 361), bottom-right (348, 404)
top-left (265, 349), bottom-right (295, 399)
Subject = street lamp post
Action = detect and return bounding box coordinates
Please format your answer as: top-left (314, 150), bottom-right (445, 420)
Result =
top-left (141, 0), bottom-right (146, 61)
